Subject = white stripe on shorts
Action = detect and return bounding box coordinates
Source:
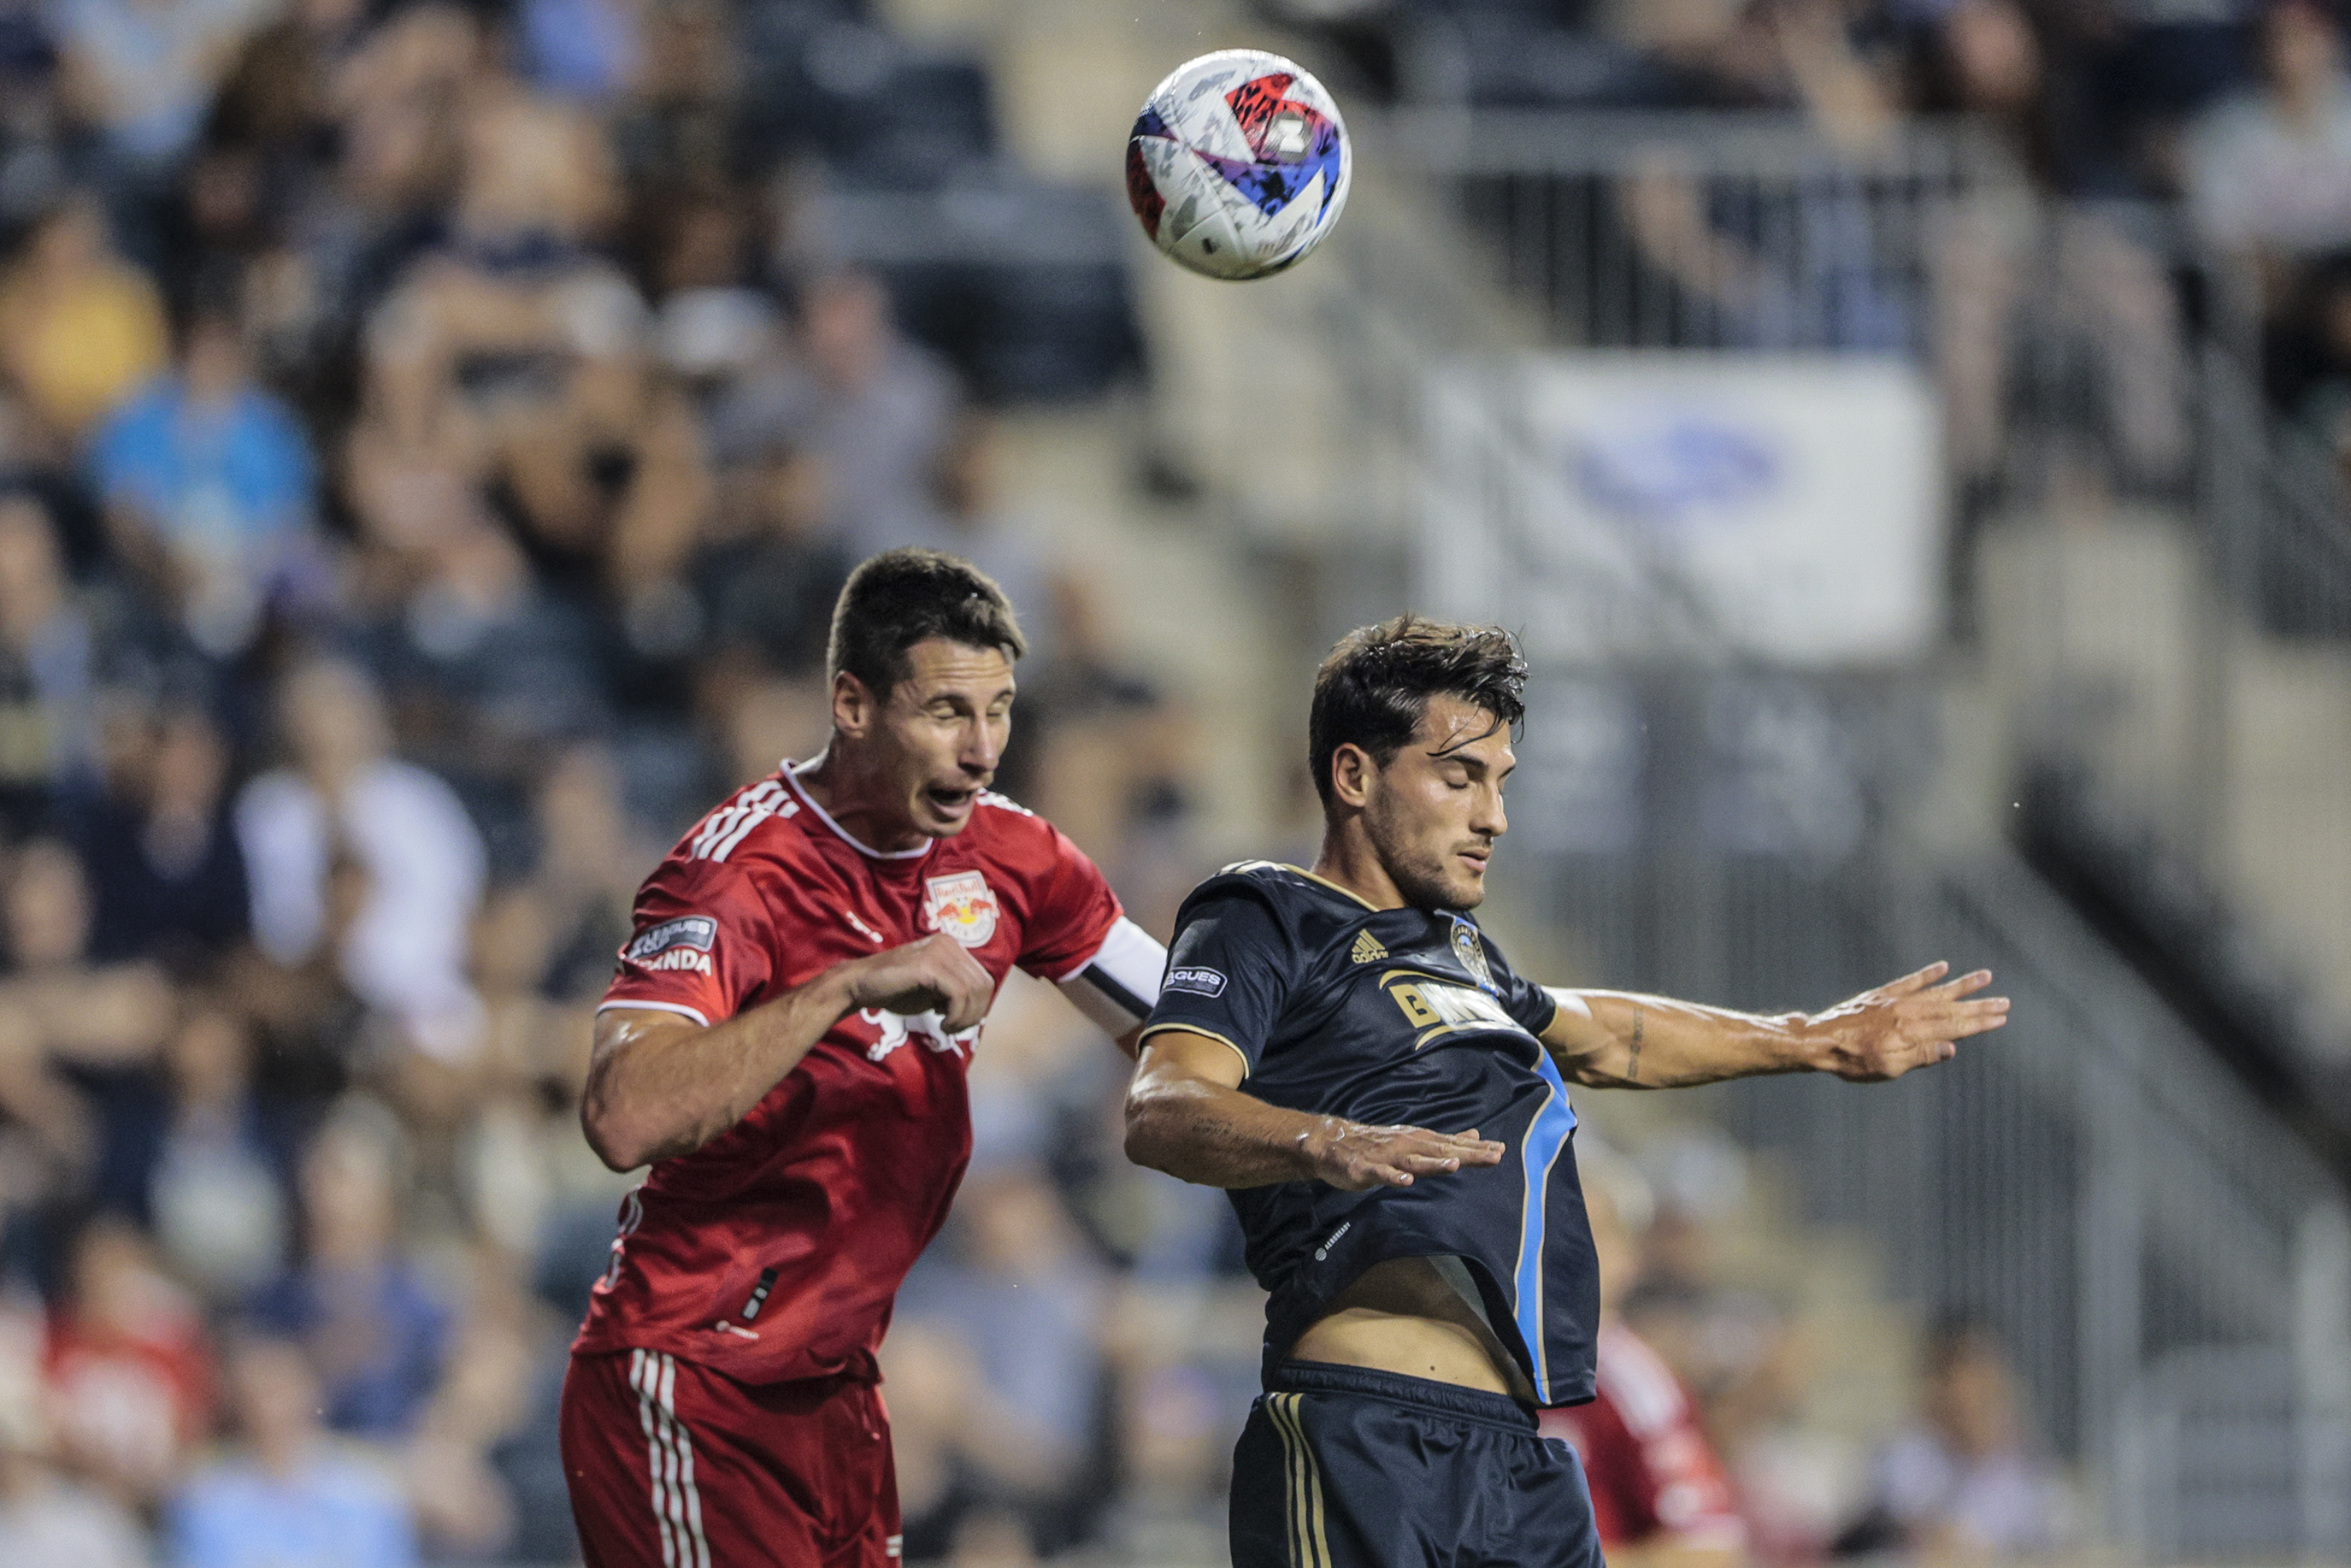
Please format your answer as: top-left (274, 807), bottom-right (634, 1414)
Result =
top-left (632, 1351), bottom-right (712, 1568)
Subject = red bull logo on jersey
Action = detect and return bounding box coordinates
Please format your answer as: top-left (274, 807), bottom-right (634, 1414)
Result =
top-left (923, 871), bottom-right (1000, 948)
top-left (859, 1008), bottom-right (980, 1063)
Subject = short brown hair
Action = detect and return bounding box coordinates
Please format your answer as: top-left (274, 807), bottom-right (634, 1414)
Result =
top-left (1308, 615), bottom-right (1527, 809)
top-left (827, 547), bottom-right (1027, 699)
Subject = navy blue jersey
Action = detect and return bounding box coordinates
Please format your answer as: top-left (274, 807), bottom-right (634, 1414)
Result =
top-left (1141, 862), bottom-right (1599, 1407)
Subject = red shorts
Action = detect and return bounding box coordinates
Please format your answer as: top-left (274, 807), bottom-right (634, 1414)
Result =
top-left (560, 1349), bottom-right (901, 1567)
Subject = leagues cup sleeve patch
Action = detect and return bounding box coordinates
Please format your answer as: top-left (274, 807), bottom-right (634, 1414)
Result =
top-left (924, 871), bottom-right (1001, 947)
top-left (1164, 966), bottom-right (1228, 997)
top-left (624, 915), bottom-right (718, 973)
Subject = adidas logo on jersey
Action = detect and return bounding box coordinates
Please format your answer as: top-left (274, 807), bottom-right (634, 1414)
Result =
top-left (1351, 930), bottom-right (1388, 964)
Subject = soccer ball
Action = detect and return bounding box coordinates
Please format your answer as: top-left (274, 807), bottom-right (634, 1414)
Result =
top-left (1124, 49), bottom-right (1352, 281)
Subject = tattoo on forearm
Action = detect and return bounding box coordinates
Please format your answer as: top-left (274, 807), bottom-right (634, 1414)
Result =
top-left (1628, 1006), bottom-right (1644, 1082)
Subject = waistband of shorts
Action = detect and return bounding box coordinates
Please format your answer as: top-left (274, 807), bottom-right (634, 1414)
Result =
top-left (1267, 1359), bottom-right (1538, 1432)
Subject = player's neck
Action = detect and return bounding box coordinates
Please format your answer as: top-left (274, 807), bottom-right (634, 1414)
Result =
top-left (793, 745), bottom-right (929, 855)
top-left (1311, 824), bottom-right (1409, 911)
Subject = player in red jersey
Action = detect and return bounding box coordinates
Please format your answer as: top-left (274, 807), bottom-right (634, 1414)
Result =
top-left (558, 549), bottom-right (1168, 1568)
top-left (1541, 1152), bottom-right (1747, 1566)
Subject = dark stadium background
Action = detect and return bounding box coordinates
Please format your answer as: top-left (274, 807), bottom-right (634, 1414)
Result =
top-left (0, 0), bottom-right (2342, 1562)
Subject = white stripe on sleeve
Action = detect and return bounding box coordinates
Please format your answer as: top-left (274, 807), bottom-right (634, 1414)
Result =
top-left (1057, 917), bottom-right (1166, 1035)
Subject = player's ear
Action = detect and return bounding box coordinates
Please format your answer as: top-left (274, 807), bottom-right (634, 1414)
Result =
top-left (1329, 742), bottom-right (1376, 810)
top-left (831, 670), bottom-right (878, 739)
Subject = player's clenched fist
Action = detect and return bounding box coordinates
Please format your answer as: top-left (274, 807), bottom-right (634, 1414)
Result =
top-left (840, 934), bottom-right (995, 1031)
top-left (1303, 1117), bottom-right (1507, 1191)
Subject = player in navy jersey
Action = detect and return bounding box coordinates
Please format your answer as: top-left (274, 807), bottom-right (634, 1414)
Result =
top-left (1125, 616), bottom-right (2010, 1568)
top-left (561, 550), bottom-right (1167, 1568)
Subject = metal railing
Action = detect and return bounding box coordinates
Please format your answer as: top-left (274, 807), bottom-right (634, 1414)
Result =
top-left (1302, 109), bottom-right (2351, 1557)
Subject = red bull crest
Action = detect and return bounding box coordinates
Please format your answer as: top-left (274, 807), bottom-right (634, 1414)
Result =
top-left (923, 871), bottom-right (1000, 947)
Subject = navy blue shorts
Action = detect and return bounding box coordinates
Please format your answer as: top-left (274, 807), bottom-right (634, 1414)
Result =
top-left (1230, 1360), bottom-right (1605, 1568)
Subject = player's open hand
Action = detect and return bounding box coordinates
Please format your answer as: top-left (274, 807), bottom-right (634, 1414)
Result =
top-left (1805, 961), bottom-right (2010, 1082)
top-left (1305, 1119), bottom-right (1506, 1191)
top-left (844, 934), bottom-right (994, 1032)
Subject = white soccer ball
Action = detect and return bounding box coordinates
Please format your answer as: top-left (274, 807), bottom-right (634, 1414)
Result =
top-left (1124, 49), bottom-right (1352, 281)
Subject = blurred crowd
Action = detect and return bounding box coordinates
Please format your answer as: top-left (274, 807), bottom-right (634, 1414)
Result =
top-left (1535, 1134), bottom-right (2076, 1568)
top-left (1285, 0), bottom-right (2351, 494)
top-left (0, 0), bottom-right (1197, 1563)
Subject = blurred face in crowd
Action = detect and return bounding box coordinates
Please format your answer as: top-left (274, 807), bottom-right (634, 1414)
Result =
top-left (933, 419), bottom-right (993, 525)
top-left (1944, 0), bottom-right (2042, 115)
top-left (165, 1007), bottom-right (252, 1115)
top-left (182, 316), bottom-right (250, 404)
top-left (280, 660), bottom-right (393, 783)
top-left (1339, 695), bottom-right (1511, 912)
top-left (26, 199), bottom-right (104, 281)
top-left (804, 273), bottom-right (893, 392)
top-left (0, 497), bottom-right (65, 647)
top-left (1927, 1330), bottom-right (2025, 1458)
top-left (472, 887), bottom-right (553, 995)
top-left (70, 1219), bottom-right (168, 1336)
top-left (2266, 0), bottom-right (2344, 100)
top-left (962, 1167), bottom-right (1075, 1275)
top-left (301, 1127), bottom-right (398, 1265)
top-left (6, 840), bottom-right (89, 968)
top-left (747, 446), bottom-right (827, 541)
top-left (537, 744), bottom-right (629, 886)
top-left (149, 709), bottom-right (229, 822)
top-left (1585, 1176), bottom-right (1645, 1317)
top-left (231, 1339), bottom-right (324, 1467)
top-left (833, 638), bottom-right (1014, 842)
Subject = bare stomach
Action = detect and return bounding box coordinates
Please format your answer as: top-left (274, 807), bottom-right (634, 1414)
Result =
top-left (1287, 1257), bottom-right (1535, 1401)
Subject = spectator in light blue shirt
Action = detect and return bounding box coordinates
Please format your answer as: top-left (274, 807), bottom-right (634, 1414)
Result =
top-left (90, 307), bottom-right (321, 657)
top-left (168, 1335), bottom-right (417, 1568)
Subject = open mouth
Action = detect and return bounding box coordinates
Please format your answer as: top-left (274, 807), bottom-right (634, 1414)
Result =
top-left (925, 784), bottom-right (981, 816)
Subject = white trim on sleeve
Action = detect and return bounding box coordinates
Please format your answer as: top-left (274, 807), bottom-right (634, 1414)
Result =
top-left (1054, 917), bottom-right (1165, 1034)
top-left (596, 999), bottom-right (714, 1028)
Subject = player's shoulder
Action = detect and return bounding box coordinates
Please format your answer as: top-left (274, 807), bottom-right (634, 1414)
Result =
top-left (1174, 861), bottom-right (1367, 946)
top-left (961, 788), bottom-right (1088, 871)
top-left (661, 773), bottom-right (822, 876)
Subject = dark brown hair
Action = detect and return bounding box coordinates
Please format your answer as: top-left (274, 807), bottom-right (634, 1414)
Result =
top-left (827, 547), bottom-right (1027, 699)
top-left (1307, 615), bottom-right (1527, 809)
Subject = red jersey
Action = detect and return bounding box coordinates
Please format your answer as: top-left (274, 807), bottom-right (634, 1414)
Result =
top-left (574, 763), bottom-right (1140, 1386)
top-left (1540, 1320), bottom-right (1747, 1550)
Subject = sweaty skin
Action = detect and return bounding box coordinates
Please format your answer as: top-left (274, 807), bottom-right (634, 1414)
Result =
top-left (1125, 695), bottom-right (2012, 1399)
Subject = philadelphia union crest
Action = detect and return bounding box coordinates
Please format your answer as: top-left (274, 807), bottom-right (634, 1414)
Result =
top-left (1448, 915), bottom-right (1497, 994)
top-left (924, 871), bottom-right (1001, 947)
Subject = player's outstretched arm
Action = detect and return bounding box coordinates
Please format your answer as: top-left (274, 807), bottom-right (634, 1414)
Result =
top-left (581, 934), bottom-right (993, 1170)
top-left (1542, 962), bottom-right (2011, 1090)
top-left (1124, 1029), bottom-right (1505, 1190)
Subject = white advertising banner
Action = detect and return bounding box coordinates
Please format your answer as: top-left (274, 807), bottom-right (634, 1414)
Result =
top-left (1418, 353), bottom-right (1943, 666)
